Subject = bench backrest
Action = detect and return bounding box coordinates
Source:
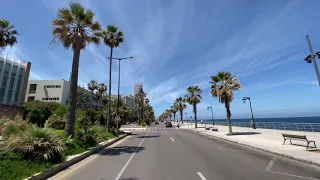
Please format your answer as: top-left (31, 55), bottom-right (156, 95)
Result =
top-left (282, 133), bottom-right (306, 140)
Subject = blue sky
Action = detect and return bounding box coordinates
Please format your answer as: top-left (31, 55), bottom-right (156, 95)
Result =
top-left (1, 0), bottom-right (320, 119)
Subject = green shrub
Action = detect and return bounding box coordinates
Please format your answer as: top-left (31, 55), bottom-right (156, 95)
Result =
top-left (45, 114), bottom-right (66, 130)
top-left (0, 117), bottom-right (12, 134)
top-left (51, 129), bottom-right (64, 138)
top-left (2, 120), bottom-right (30, 140)
top-left (5, 126), bottom-right (65, 162)
top-left (23, 101), bottom-right (61, 127)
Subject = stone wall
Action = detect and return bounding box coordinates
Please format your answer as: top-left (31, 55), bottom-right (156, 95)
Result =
top-left (0, 104), bottom-right (25, 120)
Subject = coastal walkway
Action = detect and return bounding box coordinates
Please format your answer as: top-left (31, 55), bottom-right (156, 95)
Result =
top-left (180, 123), bottom-right (320, 166)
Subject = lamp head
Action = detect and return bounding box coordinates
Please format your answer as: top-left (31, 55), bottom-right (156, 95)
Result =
top-left (315, 52), bottom-right (320, 59)
top-left (242, 98), bottom-right (247, 103)
top-left (304, 55), bottom-right (312, 63)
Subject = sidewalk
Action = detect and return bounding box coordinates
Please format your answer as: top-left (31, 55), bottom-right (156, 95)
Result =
top-left (180, 123), bottom-right (320, 166)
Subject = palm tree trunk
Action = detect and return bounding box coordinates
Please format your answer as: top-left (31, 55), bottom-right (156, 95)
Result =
top-left (107, 47), bottom-right (113, 132)
top-left (91, 90), bottom-right (94, 109)
top-left (225, 102), bottom-right (232, 135)
top-left (180, 110), bottom-right (183, 124)
top-left (193, 104), bottom-right (197, 128)
top-left (173, 113), bottom-right (176, 123)
top-left (64, 37), bottom-right (81, 137)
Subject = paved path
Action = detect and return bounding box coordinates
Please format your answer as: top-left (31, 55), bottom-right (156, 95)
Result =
top-left (50, 122), bottom-right (320, 180)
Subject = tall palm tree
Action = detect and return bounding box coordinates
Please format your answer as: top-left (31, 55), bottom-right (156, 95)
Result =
top-left (134, 91), bottom-right (145, 125)
top-left (103, 25), bottom-right (124, 132)
top-left (51, 2), bottom-right (102, 137)
top-left (185, 86), bottom-right (202, 128)
top-left (96, 83), bottom-right (107, 109)
top-left (77, 87), bottom-right (89, 109)
top-left (171, 105), bottom-right (177, 123)
top-left (87, 80), bottom-right (98, 109)
top-left (175, 97), bottom-right (187, 124)
top-left (0, 19), bottom-right (18, 52)
top-left (210, 71), bottom-right (241, 135)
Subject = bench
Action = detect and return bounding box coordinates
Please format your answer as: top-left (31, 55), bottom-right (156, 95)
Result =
top-left (282, 133), bottom-right (317, 149)
top-left (205, 126), bottom-right (218, 131)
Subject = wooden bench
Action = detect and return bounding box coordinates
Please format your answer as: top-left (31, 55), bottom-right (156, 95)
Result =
top-left (282, 133), bottom-right (317, 149)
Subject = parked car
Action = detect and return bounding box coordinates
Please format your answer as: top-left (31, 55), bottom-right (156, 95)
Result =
top-left (155, 121), bottom-right (159, 125)
top-left (166, 121), bottom-right (173, 127)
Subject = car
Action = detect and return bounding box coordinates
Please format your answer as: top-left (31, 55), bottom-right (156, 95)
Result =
top-left (155, 121), bottom-right (159, 125)
top-left (166, 121), bottom-right (173, 127)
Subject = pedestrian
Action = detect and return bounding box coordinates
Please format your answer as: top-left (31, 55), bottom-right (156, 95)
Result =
top-left (201, 119), bottom-right (203, 125)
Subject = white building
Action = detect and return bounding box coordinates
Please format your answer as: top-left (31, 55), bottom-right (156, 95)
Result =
top-left (0, 56), bottom-right (31, 105)
top-left (134, 83), bottom-right (143, 96)
top-left (111, 94), bottom-right (134, 108)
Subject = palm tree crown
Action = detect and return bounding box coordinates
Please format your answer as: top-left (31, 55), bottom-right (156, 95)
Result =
top-left (175, 97), bottom-right (187, 123)
top-left (103, 25), bottom-right (124, 48)
top-left (0, 19), bottom-right (18, 52)
top-left (51, 2), bottom-right (102, 50)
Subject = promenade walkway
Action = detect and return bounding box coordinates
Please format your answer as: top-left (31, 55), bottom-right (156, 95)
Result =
top-left (180, 122), bottom-right (320, 166)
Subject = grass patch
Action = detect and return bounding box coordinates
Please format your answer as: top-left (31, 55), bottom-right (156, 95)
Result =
top-left (0, 153), bottom-right (55, 180)
top-left (65, 145), bottom-right (88, 156)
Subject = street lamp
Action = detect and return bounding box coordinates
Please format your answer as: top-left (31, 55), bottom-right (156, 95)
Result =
top-left (108, 56), bottom-right (133, 114)
top-left (184, 112), bottom-right (188, 124)
top-left (304, 35), bottom-right (320, 86)
top-left (207, 106), bottom-right (214, 125)
top-left (242, 97), bottom-right (256, 129)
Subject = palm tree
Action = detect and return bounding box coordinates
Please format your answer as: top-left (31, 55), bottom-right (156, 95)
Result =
top-left (51, 2), bottom-right (102, 137)
top-left (87, 80), bottom-right (98, 109)
top-left (134, 91), bottom-right (145, 125)
top-left (103, 25), bottom-right (124, 132)
top-left (0, 19), bottom-right (18, 52)
top-left (96, 83), bottom-right (107, 109)
top-left (77, 87), bottom-right (89, 109)
top-left (171, 105), bottom-right (177, 123)
top-left (210, 71), bottom-right (241, 135)
top-left (175, 97), bottom-right (187, 124)
top-left (185, 86), bottom-right (202, 128)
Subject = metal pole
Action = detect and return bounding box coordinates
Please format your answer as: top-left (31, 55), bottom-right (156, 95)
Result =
top-left (306, 35), bottom-right (320, 86)
top-left (248, 98), bottom-right (256, 129)
top-left (210, 107), bottom-right (214, 125)
top-left (117, 60), bottom-right (121, 112)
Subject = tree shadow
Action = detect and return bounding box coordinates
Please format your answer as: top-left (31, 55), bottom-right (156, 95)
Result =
top-left (227, 132), bottom-right (261, 136)
top-left (137, 135), bottom-right (160, 139)
top-left (99, 146), bottom-right (145, 156)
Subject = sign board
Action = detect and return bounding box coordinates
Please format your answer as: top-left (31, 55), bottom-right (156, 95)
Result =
top-left (115, 115), bottom-right (121, 122)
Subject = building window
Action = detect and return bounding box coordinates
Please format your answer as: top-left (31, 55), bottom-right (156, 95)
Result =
top-left (9, 76), bottom-right (15, 89)
top-left (18, 68), bottom-right (24, 78)
top-left (6, 90), bottom-right (13, 103)
top-left (14, 91), bottom-right (19, 104)
top-left (27, 96), bottom-right (35, 102)
top-left (0, 88), bottom-right (5, 102)
top-left (16, 78), bottom-right (22, 91)
top-left (1, 75), bottom-right (8, 88)
top-left (44, 85), bottom-right (61, 88)
top-left (29, 84), bottom-right (37, 93)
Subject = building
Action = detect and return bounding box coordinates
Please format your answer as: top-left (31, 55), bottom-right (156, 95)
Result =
top-left (134, 83), bottom-right (143, 96)
top-left (25, 80), bottom-right (102, 109)
top-left (111, 94), bottom-right (134, 108)
top-left (0, 56), bottom-right (31, 105)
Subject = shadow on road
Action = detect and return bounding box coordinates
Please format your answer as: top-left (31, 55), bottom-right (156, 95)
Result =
top-left (119, 178), bottom-right (139, 180)
top-left (137, 135), bottom-right (160, 139)
top-left (228, 132), bottom-right (262, 136)
top-left (99, 146), bottom-right (145, 156)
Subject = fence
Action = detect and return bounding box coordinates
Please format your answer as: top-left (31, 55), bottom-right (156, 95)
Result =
top-left (212, 121), bottom-right (320, 132)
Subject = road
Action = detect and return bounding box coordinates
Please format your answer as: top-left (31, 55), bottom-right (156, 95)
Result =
top-left (50, 122), bottom-right (320, 180)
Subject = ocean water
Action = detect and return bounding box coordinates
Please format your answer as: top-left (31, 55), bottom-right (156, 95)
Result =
top-left (201, 116), bottom-right (320, 123)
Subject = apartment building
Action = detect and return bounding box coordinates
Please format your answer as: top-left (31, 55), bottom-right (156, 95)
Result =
top-left (111, 94), bottom-right (134, 108)
top-left (25, 80), bottom-right (102, 109)
top-left (0, 56), bottom-right (31, 105)
top-left (134, 83), bottom-right (143, 96)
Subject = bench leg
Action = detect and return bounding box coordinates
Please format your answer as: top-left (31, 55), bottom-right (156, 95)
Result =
top-left (290, 139), bottom-right (292, 144)
top-left (307, 142), bottom-right (309, 149)
top-left (283, 138), bottom-right (287, 145)
top-left (313, 141), bottom-right (317, 148)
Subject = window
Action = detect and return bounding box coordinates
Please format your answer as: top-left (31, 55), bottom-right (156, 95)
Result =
top-left (27, 96), bottom-right (35, 102)
top-left (49, 98), bottom-right (53, 100)
top-left (29, 84), bottom-right (37, 93)
top-left (14, 91), bottom-right (19, 104)
top-left (0, 88), bottom-right (5, 102)
top-left (44, 85), bottom-right (61, 88)
top-left (18, 68), bottom-right (24, 78)
top-left (4, 63), bottom-right (10, 75)
top-left (16, 79), bottom-right (22, 91)
top-left (1, 75), bottom-right (8, 88)
top-left (9, 77), bottom-right (15, 89)
top-left (11, 65), bottom-right (17, 77)
top-left (6, 90), bottom-right (13, 103)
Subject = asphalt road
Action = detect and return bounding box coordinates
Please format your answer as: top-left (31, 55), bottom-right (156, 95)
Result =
top-left (50, 122), bottom-right (320, 180)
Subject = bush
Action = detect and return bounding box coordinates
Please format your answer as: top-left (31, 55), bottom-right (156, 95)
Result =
top-left (2, 120), bottom-right (30, 140)
top-left (91, 125), bottom-right (116, 142)
top-left (45, 114), bottom-right (66, 130)
top-left (5, 126), bottom-right (65, 162)
top-left (0, 117), bottom-right (12, 134)
top-left (23, 101), bottom-right (61, 127)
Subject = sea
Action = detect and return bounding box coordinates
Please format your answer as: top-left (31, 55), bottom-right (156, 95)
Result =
top-left (201, 116), bottom-right (320, 124)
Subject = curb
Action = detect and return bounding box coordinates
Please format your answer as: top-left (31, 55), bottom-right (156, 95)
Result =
top-left (185, 128), bottom-right (320, 168)
top-left (27, 133), bottom-right (130, 180)
top-left (120, 128), bottom-right (149, 131)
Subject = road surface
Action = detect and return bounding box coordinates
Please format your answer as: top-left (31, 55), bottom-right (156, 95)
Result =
top-left (50, 122), bottom-right (320, 180)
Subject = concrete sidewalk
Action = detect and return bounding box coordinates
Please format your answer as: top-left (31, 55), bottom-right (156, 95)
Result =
top-left (180, 123), bottom-right (320, 166)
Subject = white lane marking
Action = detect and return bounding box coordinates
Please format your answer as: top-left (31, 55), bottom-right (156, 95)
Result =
top-left (218, 144), bottom-right (243, 152)
top-left (265, 157), bottom-right (320, 180)
top-left (197, 172), bottom-right (207, 180)
top-left (170, 137), bottom-right (175, 142)
top-left (265, 157), bottom-right (276, 171)
top-left (114, 132), bottom-right (149, 180)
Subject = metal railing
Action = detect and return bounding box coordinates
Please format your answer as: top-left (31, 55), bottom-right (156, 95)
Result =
top-left (213, 121), bottom-right (320, 132)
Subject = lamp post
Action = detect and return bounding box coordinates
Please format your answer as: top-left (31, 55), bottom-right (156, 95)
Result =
top-left (108, 56), bottom-right (133, 131)
top-left (242, 97), bottom-right (256, 129)
top-left (304, 35), bottom-right (320, 86)
top-left (207, 106), bottom-right (214, 125)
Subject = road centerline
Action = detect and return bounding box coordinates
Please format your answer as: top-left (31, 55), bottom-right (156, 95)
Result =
top-left (170, 137), bottom-right (175, 142)
top-left (197, 172), bottom-right (207, 180)
top-left (114, 132), bottom-right (149, 180)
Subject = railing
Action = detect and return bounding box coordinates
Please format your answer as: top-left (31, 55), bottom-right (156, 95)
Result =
top-left (213, 121), bottom-right (320, 132)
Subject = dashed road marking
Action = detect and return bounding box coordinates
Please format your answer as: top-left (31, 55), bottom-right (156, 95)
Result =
top-left (197, 172), bottom-right (207, 180)
top-left (170, 137), bottom-right (175, 142)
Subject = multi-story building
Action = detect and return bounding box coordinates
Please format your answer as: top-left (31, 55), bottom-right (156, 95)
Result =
top-left (25, 80), bottom-right (102, 109)
top-left (111, 94), bottom-right (134, 108)
top-left (0, 56), bottom-right (31, 105)
top-left (134, 83), bottom-right (143, 96)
